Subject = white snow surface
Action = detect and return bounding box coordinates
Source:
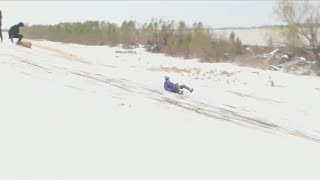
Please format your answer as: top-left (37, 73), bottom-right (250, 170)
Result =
top-left (1, 37), bottom-right (320, 180)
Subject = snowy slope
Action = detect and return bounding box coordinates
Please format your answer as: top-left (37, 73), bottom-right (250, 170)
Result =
top-left (1, 36), bottom-right (320, 180)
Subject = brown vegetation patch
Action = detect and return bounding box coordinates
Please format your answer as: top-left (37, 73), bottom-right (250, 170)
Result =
top-left (115, 50), bottom-right (136, 54)
top-left (219, 71), bottom-right (235, 77)
top-left (148, 67), bottom-right (192, 74)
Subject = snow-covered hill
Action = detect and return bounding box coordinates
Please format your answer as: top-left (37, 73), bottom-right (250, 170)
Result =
top-left (1, 37), bottom-right (320, 180)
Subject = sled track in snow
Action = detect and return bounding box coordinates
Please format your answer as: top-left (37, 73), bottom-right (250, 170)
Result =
top-left (159, 97), bottom-right (320, 143)
top-left (2, 43), bottom-right (320, 143)
top-left (71, 71), bottom-right (320, 143)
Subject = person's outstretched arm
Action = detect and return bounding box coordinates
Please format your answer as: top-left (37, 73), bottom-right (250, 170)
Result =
top-left (164, 82), bottom-right (169, 91)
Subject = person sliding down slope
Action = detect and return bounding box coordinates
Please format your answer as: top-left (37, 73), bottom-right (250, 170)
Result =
top-left (163, 76), bottom-right (193, 95)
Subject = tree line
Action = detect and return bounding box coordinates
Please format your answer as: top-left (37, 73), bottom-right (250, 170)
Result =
top-left (22, 19), bottom-right (243, 62)
top-left (274, 0), bottom-right (320, 62)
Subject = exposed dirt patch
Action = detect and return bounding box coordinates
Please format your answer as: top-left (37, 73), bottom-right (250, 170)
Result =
top-left (32, 44), bottom-right (89, 64)
top-left (33, 44), bottom-right (74, 58)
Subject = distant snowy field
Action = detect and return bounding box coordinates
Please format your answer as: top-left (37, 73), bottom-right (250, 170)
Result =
top-left (213, 28), bottom-right (282, 46)
top-left (1, 33), bottom-right (320, 180)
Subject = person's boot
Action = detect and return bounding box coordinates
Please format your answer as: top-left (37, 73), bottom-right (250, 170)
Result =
top-left (16, 41), bottom-right (21, 45)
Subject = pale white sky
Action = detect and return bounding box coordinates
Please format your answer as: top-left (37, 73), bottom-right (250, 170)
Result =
top-left (1, 1), bottom-right (278, 29)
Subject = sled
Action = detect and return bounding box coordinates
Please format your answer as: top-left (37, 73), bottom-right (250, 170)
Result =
top-left (20, 41), bottom-right (32, 48)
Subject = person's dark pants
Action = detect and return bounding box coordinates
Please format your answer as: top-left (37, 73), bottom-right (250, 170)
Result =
top-left (0, 26), bottom-right (2, 42)
top-left (174, 83), bottom-right (191, 93)
top-left (9, 33), bottom-right (23, 44)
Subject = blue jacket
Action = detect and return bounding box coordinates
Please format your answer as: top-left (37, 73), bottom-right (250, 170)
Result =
top-left (164, 81), bottom-right (175, 92)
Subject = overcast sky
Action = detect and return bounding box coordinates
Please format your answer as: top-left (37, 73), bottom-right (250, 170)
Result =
top-left (1, 1), bottom-right (278, 29)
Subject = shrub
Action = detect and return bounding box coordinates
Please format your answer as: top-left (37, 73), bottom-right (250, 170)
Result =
top-left (22, 19), bottom-right (244, 61)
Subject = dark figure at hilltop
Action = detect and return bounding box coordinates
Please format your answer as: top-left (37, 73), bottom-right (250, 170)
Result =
top-left (8, 22), bottom-right (24, 45)
top-left (0, 10), bottom-right (3, 42)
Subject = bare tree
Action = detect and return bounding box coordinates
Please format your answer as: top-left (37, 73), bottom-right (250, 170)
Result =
top-left (274, 0), bottom-right (320, 60)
